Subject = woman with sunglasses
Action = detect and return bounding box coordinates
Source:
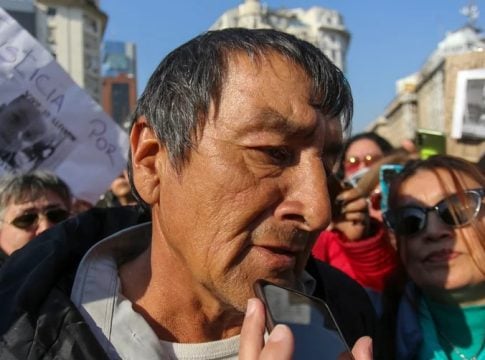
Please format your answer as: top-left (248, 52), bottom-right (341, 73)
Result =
top-left (0, 171), bottom-right (72, 267)
top-left (383, 155), bottom-right (485, 360)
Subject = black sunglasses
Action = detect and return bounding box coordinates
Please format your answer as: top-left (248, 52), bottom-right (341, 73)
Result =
top-left (384, 188), bottom-right (485, 237)
top-left (5, 208), bottom-right (70, 230)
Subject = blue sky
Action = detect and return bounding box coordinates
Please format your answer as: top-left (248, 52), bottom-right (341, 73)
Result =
top-left (100, 0), bottom-right (483, 133)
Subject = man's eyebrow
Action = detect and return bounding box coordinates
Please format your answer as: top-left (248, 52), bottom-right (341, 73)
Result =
top-left (237, 108), bottom-right (315, 138)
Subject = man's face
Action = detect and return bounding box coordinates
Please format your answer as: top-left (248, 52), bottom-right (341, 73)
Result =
top-left (152, 52), bottom-right (342, 311)
top-left (0, 191), bottom-right (69, 255)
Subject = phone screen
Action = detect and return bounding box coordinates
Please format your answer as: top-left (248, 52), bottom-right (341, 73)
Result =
top-left (254, 280), bottom-right (353, 360)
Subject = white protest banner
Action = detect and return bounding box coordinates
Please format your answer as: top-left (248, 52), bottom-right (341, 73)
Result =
top-left (0, 8), bottom-right (129, 204)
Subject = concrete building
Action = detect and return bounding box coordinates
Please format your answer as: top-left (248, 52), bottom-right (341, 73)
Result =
top-left (367, 13), bottom-right (485, 162)
top-left (210, 0), bottom-right (350, 72)
top-left (34, 0), bottom-right (107, 104)
top-left (0, 0), bottom-right (47, 44)
top-left (101, 41), bottom-right (137, 130)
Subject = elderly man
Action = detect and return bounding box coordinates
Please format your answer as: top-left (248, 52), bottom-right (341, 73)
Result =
top-left (0, 171), bottom-right (71, 266)
top-left (0, 29), bottom-right (377, 359)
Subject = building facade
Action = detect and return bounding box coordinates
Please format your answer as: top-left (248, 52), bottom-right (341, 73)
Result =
top-left (210, 0), bottom-right (350, 72)
top-left (0, 0), bottom-right (47, 43)
top-left (367, 24), bottom-right (485, 162)
top-left (34, 0), bottom-right (107, 104)
top-left (101, 40), bottom-right (137, 130)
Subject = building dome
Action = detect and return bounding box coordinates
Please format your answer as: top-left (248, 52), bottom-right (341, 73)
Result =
top-left (210, 1), bottom-right (350, 72)
top-left (423, 25), bottom-right (485, 75)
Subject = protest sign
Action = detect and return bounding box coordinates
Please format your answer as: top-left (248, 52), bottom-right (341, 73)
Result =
top-left (0, 8), bottom-right (129, 204)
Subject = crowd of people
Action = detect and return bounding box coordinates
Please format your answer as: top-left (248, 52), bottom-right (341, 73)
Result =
top-left (0, 28), bottom-right (483, 360)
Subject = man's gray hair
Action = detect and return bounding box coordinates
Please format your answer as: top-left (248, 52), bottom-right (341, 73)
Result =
top-left (0, 171), bottom-right (72, 218)
top-left (128, 28), bottom-right (354, 207)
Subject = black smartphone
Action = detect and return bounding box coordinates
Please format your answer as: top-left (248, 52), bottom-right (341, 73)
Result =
top-left (253, 279), bottom-right (353, 360)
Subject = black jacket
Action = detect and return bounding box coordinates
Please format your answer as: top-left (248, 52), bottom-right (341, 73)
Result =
top-left (0, 206), bottom-right (379, 359)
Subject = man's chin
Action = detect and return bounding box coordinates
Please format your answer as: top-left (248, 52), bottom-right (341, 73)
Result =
top-left (255, 272), bottom-right (299, 290)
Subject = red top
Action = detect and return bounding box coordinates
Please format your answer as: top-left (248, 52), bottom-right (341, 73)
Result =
top-left (312, 220), bottom-right (398, 292)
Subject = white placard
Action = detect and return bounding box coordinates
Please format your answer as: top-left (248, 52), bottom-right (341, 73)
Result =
top-left (0, 9), bottom-right (129, 203)
top-left (452, 68), bottom-right (485, 140)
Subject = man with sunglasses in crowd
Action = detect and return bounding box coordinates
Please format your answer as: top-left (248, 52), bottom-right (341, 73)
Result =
top-left (0, 171), bottom-right (71, 267)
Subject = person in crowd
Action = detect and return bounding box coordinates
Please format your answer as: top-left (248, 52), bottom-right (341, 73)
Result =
top-left (312, 132), bottom-right (398, 313)
top-left (383, 155), bottom-right (485, 359)
top-left (0, 170), bottom-right (71, 267)
top-left (339, 132), bottom-right (393, 179)
top-left (0, 29), bottom-right (376, 359)
top-left (339, 132), bottom-right (394, 221)
top-left (96, 170), bottom-right (137, 207)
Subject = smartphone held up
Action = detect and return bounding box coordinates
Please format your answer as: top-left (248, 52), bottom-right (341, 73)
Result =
top-left (254, 280), bottom-right (354, 360)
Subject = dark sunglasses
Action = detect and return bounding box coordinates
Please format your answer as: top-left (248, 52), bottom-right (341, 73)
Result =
top-left (344, 154), bottom-right (381, 174)
top-left (6, 208), bottom-right (70, 230)
top-left (384, 188), bottom-right (485, 237)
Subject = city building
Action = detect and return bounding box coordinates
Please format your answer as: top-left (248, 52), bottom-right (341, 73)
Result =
top-left (210, 0), bottom-right (350, 72)
top-left (0, 0), bottom-right (47, 43)
top-left (34, 0), bottom-right (107, 104)
top-left (101, 40), bottom-right (137, 130)
top-left (367, 6), bottom-right (485, 162)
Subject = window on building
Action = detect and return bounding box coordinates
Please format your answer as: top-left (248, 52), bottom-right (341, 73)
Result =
top-left (84, 15), bottom-right (98, 34)
top-left (47, 25), bottom-right (56, 44)
top-left (112, 83), bottom-right (130, 127)
top-left (47, 7), bottom-right (56, 16)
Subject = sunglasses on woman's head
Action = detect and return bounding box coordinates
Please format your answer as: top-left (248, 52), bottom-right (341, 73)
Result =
top-left (384, 188), bottom-right (485, 237)
top-left (3, 208), bottom-right (70, 230)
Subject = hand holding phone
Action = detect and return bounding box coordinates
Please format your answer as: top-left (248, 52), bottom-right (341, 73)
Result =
top-left (253, 280), bottom-right (353, 360)
top-left (239, 297), bottom-right (372, 360)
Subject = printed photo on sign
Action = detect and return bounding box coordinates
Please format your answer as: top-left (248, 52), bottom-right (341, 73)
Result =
top-left (0, 93), bottom-right (75, 173)
top-left (0, 8), bottom-right (128, 203)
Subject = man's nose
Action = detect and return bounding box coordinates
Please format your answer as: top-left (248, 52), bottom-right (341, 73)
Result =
top-left (34, 215), bottom-right (55, 236)
top-left (275, 156), bottom-right (332, 232)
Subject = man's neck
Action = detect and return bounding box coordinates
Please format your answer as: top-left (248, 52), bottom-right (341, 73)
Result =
top-left (119, 235), bottom-right (244, 343)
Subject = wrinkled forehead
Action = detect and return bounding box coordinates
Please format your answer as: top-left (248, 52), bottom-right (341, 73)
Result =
top-left (219, 51), bottom-right (342, 133)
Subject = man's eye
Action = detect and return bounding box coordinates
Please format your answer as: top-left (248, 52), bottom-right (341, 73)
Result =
top-left (260, 147), bottom-right (293, 165)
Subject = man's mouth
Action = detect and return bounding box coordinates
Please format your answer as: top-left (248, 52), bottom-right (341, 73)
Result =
top-left (254, 245), bottom-right (299, 269)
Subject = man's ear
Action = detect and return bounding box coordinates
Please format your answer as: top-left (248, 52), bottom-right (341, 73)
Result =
top-left (130, 117), bottom-right (163, 205)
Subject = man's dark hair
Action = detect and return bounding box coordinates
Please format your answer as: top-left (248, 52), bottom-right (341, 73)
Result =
top-left (0, 171), bottom-right (72, 219)
top-left (128, 28), bottom-right (353, 206)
